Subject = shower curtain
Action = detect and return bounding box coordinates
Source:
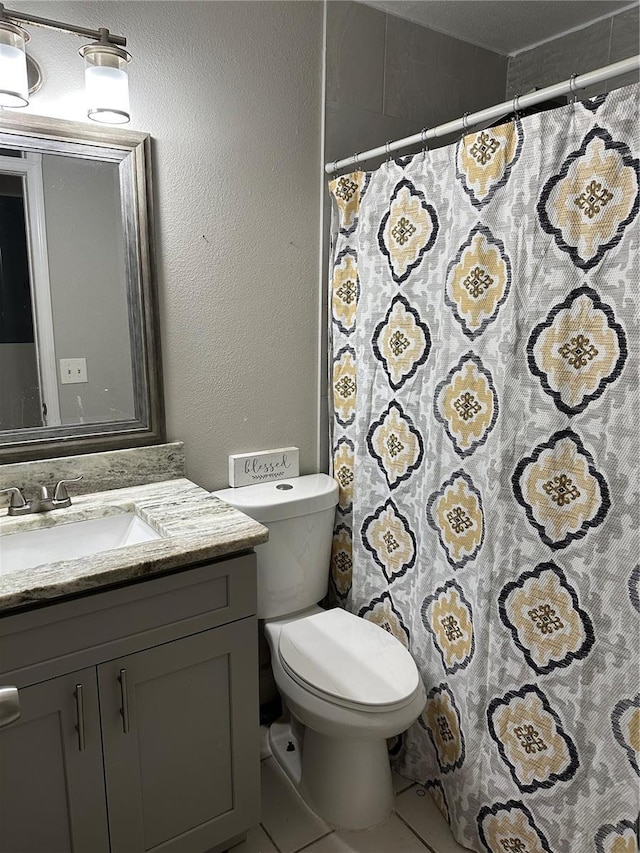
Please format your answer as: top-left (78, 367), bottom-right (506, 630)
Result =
top-left (328, 84), bottom-right (639, 853)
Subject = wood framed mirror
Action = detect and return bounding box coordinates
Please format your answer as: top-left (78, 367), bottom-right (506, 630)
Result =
top-left (0, 112), bottom-right (164, 462)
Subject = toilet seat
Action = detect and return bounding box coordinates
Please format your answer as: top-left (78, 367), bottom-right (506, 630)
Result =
top-left (277, 608), bottom-right (420, 713)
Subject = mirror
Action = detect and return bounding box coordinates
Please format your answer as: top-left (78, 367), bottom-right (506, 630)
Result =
top-left (0, 112), bottom-right (164, 461)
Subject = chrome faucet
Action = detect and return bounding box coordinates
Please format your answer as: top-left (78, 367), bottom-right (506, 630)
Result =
top-left (1, 476), bottom-right (83, 516)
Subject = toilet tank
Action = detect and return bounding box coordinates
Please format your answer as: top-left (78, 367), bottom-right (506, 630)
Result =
top-left (212, 474), bottom-right (339, 619)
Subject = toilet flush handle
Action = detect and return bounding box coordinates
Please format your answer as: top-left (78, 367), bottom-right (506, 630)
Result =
top-left (0, 686), bottom-right (20, 728)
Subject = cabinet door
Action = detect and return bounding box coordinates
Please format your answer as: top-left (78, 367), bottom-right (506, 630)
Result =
top-left (0, 668), bottom-right (109, 853)
top-left (99, 618), bottom-right (260, 853)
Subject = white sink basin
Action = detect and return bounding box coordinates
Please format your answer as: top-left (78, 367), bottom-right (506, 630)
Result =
top-left (0, 512), bottom-right (162, 574)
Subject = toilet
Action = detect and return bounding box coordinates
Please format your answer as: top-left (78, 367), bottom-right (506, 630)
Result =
top-left (212, 473), bottom-right (426, 830)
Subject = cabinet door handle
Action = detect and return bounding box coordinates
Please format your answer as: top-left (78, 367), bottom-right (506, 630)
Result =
top-left (74, 684), bottom-right (85, 752)
top-left (118, 668), bottom-right (130, 734)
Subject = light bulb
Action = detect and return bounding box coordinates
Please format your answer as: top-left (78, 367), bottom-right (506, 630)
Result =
top-left (80, 42), bottom-right (131, 124)
top-left (0, 22), bottom-right (29, 108)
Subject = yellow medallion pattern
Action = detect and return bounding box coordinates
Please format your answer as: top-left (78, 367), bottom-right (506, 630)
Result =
top-left (331, 249), bottom-right (359, 334)
top-left (378, 178), bottom-right (439, 284)
top-left (427, 470), bottom-right (484, 570)
top-left (537, 126), bottom-right (640, 270)
top-left (421, 579), bottom-right (475, 674)
top-left (498, 562), bottom-right (594, 674)
top-left (487, 684), bottom-right (579, 793)
top-left (478, 801), bottom-right (554, 853)
top-left (445, 224), bottom-right (512, 339)
top-left (372, 294), bottom-right (431, 391)
top-left (420, 683), bottom-right (465, 772)
top-left (333, 438), bottom-right (354, 514)
top-left (329, 171), bottom-right (368, 233)
top-left (528, 285), bottom-right (627, 415)
top-left (333, 346), bottom-right (356, 427)
top-left (367, 400), bottom-right (424, 490)
top-left (512, 430), bottom-right (610, 549)
top-left (330, 524), bottom-right (352, 598)
top-left (434, 351), bottom-right (499, 457)
top-left (456, 121), bottom-right (523, 209)
top-left (361, 498), bottom-right (416, 583)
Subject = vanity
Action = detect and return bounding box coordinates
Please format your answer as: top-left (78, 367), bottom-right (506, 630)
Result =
top-left (0, 469), bottom-right (269, 853)
top-left (0, 107), bottom-right (269, 852)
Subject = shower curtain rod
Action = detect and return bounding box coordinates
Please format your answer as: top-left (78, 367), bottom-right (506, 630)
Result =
top-left (325, 54), bottom-right (640, 174)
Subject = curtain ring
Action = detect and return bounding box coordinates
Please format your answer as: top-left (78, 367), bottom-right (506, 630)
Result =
top-left (352, 152), bottom-right (360, 167)
top-left (420, 127), bottom-right (429, 162)
top-left (462, 112), bottom-right (470, 134)
top-left (512, 93), bottom-right (521, 123)
top-left (569, 73), bottom-right (578, 104)
top-left (385, 140), bottom-right (392, 164)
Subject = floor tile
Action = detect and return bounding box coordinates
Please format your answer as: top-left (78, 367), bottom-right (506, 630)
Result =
top-left (392, 770), bottom-right (415, 794)
top-left (396, 786), bottom-right (470, 852)
top-left (227, 824), bottom-right (279, 853)
top-left (260, 757), bottom-right (331, 853)
top-left (304, 813), bottom-right (429, 852)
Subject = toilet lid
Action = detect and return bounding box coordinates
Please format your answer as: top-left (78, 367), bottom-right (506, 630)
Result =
top-left (278, 609), bottom-right (419, 709)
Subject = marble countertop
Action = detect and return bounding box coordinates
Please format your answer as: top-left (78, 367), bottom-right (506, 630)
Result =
top-left (0, 478), bottom-right (268, 614)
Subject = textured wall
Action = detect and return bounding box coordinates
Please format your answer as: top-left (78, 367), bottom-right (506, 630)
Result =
top-left (507, 5), bottom-right (640, 97)
top-left (11, 0), bottom-right (324, 489)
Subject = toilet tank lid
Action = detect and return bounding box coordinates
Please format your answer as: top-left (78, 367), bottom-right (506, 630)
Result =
top-left (211, 473), bottom-right (338, 523)
top-left (278, 608), bottom-right (420, 707)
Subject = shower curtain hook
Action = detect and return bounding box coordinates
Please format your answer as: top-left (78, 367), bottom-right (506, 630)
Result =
top-left (352, 152), bottom-right (360, 168)
top-left (512, 93), bottom-right (521, 123)
top-left (462, 112), bottom-right (470, 135)
top-left (385, 140), bottom-right (392, 165)
top-left (420, 127), bottom-right (429, 163)
top-left (569, 73), bottom-right (579, 104)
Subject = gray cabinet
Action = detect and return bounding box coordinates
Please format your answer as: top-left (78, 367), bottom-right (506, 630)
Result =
top-left (0, 668), bottom-right (109, 853)
top-left (100, 621), bottom-right (258, 853)
top-left (0, 554), bottom-right (260, 853)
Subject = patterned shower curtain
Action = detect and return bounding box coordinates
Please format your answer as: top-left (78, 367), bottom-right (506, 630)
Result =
top-left (328, 84), bottom-right (639, 853)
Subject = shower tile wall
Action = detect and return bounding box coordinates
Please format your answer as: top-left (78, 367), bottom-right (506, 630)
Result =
top-left (506, 4), bottom-right (640, 97)
top-left (325, 1), bottom-right (508, 171)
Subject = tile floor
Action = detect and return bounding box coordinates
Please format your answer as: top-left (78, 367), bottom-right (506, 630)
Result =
top-left (228, 728), bottom-right (470, 853)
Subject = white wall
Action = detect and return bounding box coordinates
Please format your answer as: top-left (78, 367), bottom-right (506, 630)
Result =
top-left (12, 0), bottom-right (324, 489)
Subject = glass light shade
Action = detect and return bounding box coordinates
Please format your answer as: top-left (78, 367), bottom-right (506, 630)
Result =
top-left (0, 22), bottom-right (30, 108)
top-left (81, 43), bottom-right (131, 124)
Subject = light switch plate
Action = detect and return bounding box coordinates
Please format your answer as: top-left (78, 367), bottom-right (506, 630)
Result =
top-left (228, 447), bottom-right (299, 487)
top-left (60, 358), bottom-right (88, 384)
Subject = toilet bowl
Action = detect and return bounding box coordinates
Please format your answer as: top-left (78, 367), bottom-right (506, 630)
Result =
top-left (212, 474), bottom-right (426, 829)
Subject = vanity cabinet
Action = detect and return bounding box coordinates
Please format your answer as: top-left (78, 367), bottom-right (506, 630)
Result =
top-left (0, 553), bottom-right (260, 853)
top-left (0, 667), bottom-right (109, 853)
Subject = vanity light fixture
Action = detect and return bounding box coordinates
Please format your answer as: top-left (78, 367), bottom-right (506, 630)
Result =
top-left (0, 19), bottom-right (29, 107)
top-left (0, 3), bottom-right (131, 123)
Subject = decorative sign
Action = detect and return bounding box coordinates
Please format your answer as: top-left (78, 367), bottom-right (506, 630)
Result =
top-left (228, 447), bottom-right (300, 487)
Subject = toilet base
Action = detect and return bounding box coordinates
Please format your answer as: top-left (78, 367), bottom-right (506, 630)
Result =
top-left (269, 717), bottom-right (394, 830)
top-left (269, 718), bottom-right (303, 788)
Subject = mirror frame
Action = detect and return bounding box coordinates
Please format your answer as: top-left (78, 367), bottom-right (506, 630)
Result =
top-left (0, 112), bottom-right (165, 462)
